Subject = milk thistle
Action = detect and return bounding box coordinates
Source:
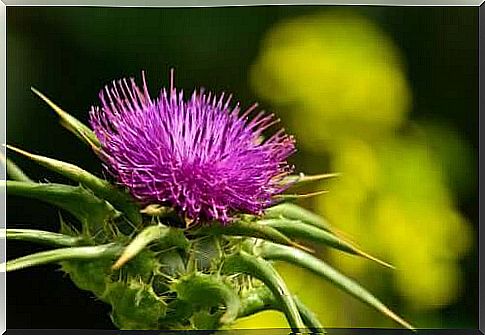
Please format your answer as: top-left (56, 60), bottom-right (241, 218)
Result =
top-left (2, 71), bottom-right (414, 333)
top-left (89, 71), bottom-right (295, 224)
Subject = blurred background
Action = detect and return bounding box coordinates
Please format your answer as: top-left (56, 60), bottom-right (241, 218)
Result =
top-left (6, 6), bottom-right (478, 330)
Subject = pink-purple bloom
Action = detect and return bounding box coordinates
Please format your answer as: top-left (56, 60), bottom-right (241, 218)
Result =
top-left (89, 71), bottom-right (296, 224)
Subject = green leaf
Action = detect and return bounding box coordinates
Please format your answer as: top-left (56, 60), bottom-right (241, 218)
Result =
top-left (259, 242), bottom-right (415, 331)
top-left (2, 228), bottom-right (83, 247)
top-left (2, 180), bottom-right (116, 229)
top-left (264, 202), bottom-right (335, 233)
top-left (31, 87), bottom-right (101, 149)
top-left (112, 224), bottom-right (174, 270)
top-left (190, 220), bottom-right (311, 253)
top-left (222, 251), bottom-right (305, 332)
top-left (3, 243), bottom-right (122, 272)
top-left (6, 144), bottom-right (142, 225)
top-left (173, 273), bottom-right (240, 325)
top-left (0, 152), bottom-right (33, 182)
top-left (258, 218), bottom-right (393, 268)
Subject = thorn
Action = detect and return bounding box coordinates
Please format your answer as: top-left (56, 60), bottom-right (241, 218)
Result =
top-left (31, 87), bottom-right (64, 118)
top-left (274, 190), bottom-right (329, 200)
top-left (291, 241), bottom-right (315, 254)
top-left (4, 144), bottom-right (35, 158)
top-left (140, 204), bottom-right (172, 216)
top-left (31, 87), bottom-right (100, 151)
top-left (111, 255), bottom-right (127, 271)
top-left (355, 249), bottom-right (395, 270)
top-left (59, 120), bottom-right (101, 154)
top-left (283, 172), bottom-right (341, 186)
top-left (169, 68), bottom-right (175, 95)
top-left (299, 172), bottom-right (341, 182)
top-left (185, 216), bottom-right (197, 229)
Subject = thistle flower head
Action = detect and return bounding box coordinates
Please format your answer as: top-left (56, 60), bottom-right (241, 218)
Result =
top-left (89, 71), bottom-right (296, 223)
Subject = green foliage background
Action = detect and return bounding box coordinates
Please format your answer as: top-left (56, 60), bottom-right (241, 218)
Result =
top-left (6, 6), bottom-right (478, 329)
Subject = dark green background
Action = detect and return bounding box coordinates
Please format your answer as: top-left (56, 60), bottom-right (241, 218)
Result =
top-left (6, 6), bottom-right (478, 329)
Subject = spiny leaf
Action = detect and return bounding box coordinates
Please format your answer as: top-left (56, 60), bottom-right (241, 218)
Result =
top-left (265, 202), bottom-right (335, 233)
top-left (157, 249), bottom-right (186, 277)
top-left (259, 242), bottom-right (415, 331)
top-left (174, 273), bottom-right (240, 325)
top-left (5, 144), bottom-right (142, 225)
top-left (112, 224), bottom-right (172, 270)
top-left (191, 236), bottom-right (222, 272)
top-left (283, 172), bottom-right (341, 185)
top-left (238, 285), bottom-right (277, 318)
top-left (31, 87), bottom-right (101, 149)
top-left (222, 251), bottom-right (306, 332)
top-left (2, 228), bottom-right (83, 247)
top-left (2, 180), bottom-right (116, 229)
top-left (0, 152), bottom-right (33, 182)
top-left (258, 218), bottom-right (393, 269)
top-left (3, 243), bottom-right (122, 272)
top-left (104, 279), bottom-right (167, 329)
top-left (190, 220), bottom-right (313, 254)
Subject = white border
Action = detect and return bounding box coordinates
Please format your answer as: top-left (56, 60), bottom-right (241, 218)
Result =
top-left (0, 1), bottom-right (6, 333)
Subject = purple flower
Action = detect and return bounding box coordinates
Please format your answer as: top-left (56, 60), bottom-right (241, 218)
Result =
top-left (89, 71), bottom-right (296, 224)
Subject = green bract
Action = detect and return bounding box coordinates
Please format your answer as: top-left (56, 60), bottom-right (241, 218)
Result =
top-left (1, 89), bottom-right (414, 333)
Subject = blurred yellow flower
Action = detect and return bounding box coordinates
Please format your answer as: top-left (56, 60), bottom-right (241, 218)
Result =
top-left (251, 10), bottom-right (411, 150)
top-left (319, 136), bottom-right (472, 310)
top-left (243, 8), bottom-right (474, 328)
